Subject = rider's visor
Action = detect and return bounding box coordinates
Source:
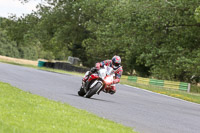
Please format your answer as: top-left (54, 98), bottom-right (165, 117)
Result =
top-left (113, 62), bottom-right (120, 67)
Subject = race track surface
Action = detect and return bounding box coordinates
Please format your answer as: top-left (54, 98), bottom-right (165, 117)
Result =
top-left (0, 63), bottom-right (200, 133)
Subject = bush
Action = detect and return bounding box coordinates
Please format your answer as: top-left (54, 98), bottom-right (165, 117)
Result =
top-left (0, 30), bottom-right (20, 58)
top-left (191, 85), bottom-right (200, 93)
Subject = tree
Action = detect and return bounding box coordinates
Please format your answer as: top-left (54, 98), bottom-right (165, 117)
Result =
top-left (2, 0), bottom-right (200, 82)
top-left (0, 25), bottom-right (20, 58)
top-left (124, 0), bottom-right (200, 80)
top-left (32, 0), bottom-right (90, 61)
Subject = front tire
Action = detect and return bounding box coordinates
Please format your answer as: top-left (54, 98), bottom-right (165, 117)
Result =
top-left (85, 82), bottom-right (102, 98)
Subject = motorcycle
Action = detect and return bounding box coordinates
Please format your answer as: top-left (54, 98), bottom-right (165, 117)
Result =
top-left (78, 66), bottom-right (115, 98)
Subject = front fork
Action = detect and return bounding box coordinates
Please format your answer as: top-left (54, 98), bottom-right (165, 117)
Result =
top-left (82, 71), bottom-right (90, 88)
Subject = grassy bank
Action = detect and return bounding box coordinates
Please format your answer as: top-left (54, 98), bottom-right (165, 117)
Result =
top-left (0, 59), bottom-right (84, 77)
top-left (120, 80), bottom-right (200, 104)
top-left (0, 82), bottom-right (136, 133)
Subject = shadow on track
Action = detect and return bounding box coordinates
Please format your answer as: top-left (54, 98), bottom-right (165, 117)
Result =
top-left (66, 93), bottom-right (118, 104)
top-left (89, 97), bottom-right (117, 104)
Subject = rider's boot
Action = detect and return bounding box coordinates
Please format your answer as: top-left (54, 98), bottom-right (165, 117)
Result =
top-left (108, 86), bottom-right (116, 95)
top-left (108, 90), bottom-right (116, 94)
top-left (103, 88), bottom-right (115, 94)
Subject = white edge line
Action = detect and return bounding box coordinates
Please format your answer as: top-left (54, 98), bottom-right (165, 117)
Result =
top-left (122, 84), bottom-right (200, 106)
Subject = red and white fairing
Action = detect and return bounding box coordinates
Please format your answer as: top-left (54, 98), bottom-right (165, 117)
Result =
top-left (78, 66), bottom-right (117, 98)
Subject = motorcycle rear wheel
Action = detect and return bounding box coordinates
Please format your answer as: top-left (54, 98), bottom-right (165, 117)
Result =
top-left (85, 82), bottom-right (102, 98)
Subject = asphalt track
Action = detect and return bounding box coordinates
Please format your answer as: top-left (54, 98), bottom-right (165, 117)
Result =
top-left (0, 62), bottom-right (200, 133)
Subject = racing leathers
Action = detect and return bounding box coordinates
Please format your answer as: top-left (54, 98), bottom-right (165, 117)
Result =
top-left (82, 60), bottom-right (123, 94)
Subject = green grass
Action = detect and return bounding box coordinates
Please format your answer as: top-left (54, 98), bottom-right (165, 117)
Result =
top-left (0, 82), bottom-right (136, 133)
top-left (190, 84), bottom-right (200, 93)
top-left (0, 60), bottom-right (38, 68)
top-left (38, 67), bottom-right (84, 77)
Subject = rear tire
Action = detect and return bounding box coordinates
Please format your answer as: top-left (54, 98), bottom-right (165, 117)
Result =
top-left (78, 87), bottom-right (86, 96)
top-left (85, 82), bottom-right (102, 98)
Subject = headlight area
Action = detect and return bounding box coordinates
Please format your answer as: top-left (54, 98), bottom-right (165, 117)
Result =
top-left (104, 76), bottom-right (113, 85)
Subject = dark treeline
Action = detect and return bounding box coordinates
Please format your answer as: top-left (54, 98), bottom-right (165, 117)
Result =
top-left (0, 0), bottom-right (200, 83)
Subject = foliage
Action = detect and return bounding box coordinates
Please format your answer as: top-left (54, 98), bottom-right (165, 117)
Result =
top-left (0, 28), bottom-right (20, 58)
top-left (195, 6), bottom-right (200, 22)
top-left (124, 0), bottom-right (200, 81)
top-left (0, 0), bottom-right (200, 83)
top-left (33, 0), bottom-right (89, 62)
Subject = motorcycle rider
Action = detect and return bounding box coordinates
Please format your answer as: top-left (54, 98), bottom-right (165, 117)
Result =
top-left (82, 55), bottom-right (123, 94)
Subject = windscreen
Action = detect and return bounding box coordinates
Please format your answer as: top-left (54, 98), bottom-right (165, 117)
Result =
top-left (106, 66), bottom-right (114, 75)
top-left (99, 69), bottom-right (107, 79)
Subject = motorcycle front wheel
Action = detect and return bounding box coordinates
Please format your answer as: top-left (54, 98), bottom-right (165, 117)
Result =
top-left (85, 82), bottom-right (102, 98)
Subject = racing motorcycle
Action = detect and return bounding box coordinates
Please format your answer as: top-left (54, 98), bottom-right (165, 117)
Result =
top-left (78, 66), bottom-right (115, 98)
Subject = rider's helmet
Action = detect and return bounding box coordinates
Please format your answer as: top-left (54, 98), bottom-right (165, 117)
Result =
top-left (112, 55), bottom-right (121, 69)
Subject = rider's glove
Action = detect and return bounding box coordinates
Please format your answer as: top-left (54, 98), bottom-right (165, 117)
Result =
top-left (95, 63), bottom-right (101, 70)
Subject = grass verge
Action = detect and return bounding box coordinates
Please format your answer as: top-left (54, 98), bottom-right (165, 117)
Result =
top-left (120, 79), bottom-right (200, 104)
top-left (0, 60), bottom-right (84, 77)
top-left (0, 82), bottom-right (136, 133)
